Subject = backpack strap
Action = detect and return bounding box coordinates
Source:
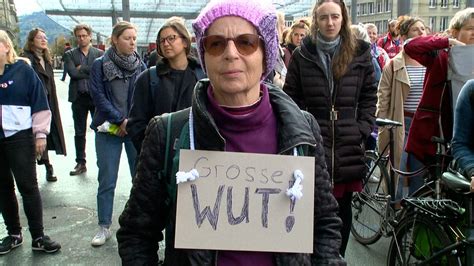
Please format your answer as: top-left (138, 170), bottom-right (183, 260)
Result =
top-left (149, 66), bottom-right (160, 100)
top-left (168, 120), bottom-right (190, 204)
top-left (160, 108), bottom-right (191, 207)
top-left (162, 112), bottom-right (173, 177)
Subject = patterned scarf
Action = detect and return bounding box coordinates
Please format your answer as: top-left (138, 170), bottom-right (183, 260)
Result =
top-left (103, 47), bottom-right (141, 81)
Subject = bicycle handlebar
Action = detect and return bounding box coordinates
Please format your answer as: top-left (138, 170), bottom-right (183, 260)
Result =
top-left (375, 118), bottom-right (402, 127)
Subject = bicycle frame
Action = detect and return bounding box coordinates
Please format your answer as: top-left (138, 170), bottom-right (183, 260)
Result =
top-left (392, 182), bottom-right (474, 265)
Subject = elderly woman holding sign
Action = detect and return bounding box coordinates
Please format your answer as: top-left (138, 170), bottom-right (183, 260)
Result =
top-left (117, 0), bottom-right (344, 265)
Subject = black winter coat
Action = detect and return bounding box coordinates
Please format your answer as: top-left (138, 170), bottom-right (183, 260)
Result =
top-left (117, 80), bottom-right (345, 266)
top-left (127, 57), bottom-right (205, 152)
top-left (284, 37), bottom-right (377, 184)
top-left (23, 51), bottom-right (66, 155)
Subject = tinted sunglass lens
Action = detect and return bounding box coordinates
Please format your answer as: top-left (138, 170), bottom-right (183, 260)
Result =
top-left (203, 34), bottom-right (260, 56)
top-left (235, 34), bottom-right (259, 55)
top-left (204, 36), bottom-right (226, 56)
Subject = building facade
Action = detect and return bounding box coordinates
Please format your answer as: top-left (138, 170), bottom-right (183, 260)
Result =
top-left (347, 0), bottom-right (472, 35)
top-left (0, 0), bottom-right (18, 42)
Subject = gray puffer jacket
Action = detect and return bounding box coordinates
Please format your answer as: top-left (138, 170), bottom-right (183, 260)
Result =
top-left (117, 80), bottom-right (345, 266)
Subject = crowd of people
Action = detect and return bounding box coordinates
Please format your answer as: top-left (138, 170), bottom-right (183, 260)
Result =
top-left (0, 0), bottom-right (473, 264)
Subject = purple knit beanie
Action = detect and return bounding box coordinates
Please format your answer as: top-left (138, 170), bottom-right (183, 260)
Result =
top-left (192, 0), bottom-right (278, 80)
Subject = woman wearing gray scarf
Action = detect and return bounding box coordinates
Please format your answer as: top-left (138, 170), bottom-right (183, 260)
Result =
top-left (88, 21), bottom-right (146, 247)
top-left (284, 0), bottom-right (377, 257)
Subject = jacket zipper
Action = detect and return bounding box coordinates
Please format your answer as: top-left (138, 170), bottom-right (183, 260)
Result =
top-left (330, 105), bottom-right (337, 187)
top-left (299, 48), bottom-right (337, 186)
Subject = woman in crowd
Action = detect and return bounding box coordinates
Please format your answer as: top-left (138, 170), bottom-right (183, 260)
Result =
top-left (404, 8), bottom-right (473, 164)
top-left (376, 16), bottom-right (428, 198)
top-left (0, 30), bottom-right (61, 255)
top-left (272, 11), bottom-right (287, 88)
top-left (365, 23), bottom-right (389, 76)
top-left (89, 21), bottom-right (146, 246)
top-left (350, 24), bottom-right (382, 154)
top-left (452, 80), bottom-right (474, 190)
top-left (117, 0), bottom-right (344, 264)
top-left (351, 24), bottom-right (382, 83)
top-left (284, 0), bottom-right (377, 256)
top-left (283, 18), bottom-right (310, 67)
top-left (22, 28), bottom-right (66, 182)
top-left (128, 16), bottom-right (205, 153)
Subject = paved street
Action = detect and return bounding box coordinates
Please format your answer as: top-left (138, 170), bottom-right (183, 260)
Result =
top-left (0, 70), bottom-right (389, 265)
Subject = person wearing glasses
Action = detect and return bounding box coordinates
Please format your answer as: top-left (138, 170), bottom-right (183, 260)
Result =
top-left (89, 21), bottom-right (146, 246)
top-left (128, 16), bottom-right (205, 154)
top-left (0, 30), bottom-right (61, 255)
top-left (22, 28), bottom-right (66, 182)
top-left (64, 24), bottom-right (104, 176)
top-left (284, 0), bottom-right (377, 257)
top-left (117, 0), bottom-right (344, 264)
top-left (283, 18), bottom-right (310, 67)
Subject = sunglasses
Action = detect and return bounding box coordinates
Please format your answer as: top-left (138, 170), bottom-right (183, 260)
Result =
top-left (202, 34), bottom-right (262, 56)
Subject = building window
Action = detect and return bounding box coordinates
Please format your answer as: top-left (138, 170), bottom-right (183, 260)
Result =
top-left (357, 4), bottom-right (360, 16)
top-left (375, 21), bottom-right (382, 33)
top-left (453, 0), bottom-right (459, 7)
top-left (429, 0), bottom-right (437, 7)
top-left (441, 0), bottom-right (448, 7)
top-left (429, 17), bottom-right (437, 32)
top-left (368, 3), bottom-right (374, 14)
top-left (384, 0), bottom-right (391, 12)
top-left (440, 16), bottom-right (449, 31)
top-left (376, 0), bottom-right (382, 13)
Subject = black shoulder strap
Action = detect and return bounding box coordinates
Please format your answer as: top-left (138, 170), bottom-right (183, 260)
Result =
top-left (161, 108), bottom-right (191, 178)
top-left (149, 66), bottom-right (160, 100)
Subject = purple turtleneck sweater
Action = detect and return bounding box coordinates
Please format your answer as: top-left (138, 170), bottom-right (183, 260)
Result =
top-left (207, 84), bottom-right (277, 266)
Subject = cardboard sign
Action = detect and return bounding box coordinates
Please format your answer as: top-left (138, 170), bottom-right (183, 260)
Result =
top-left (175, 149), bottom-right (315, 253)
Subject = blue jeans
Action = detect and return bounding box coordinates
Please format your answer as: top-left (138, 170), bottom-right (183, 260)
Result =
top-left (396, 117), bottom-right (425, 200)
top-left (95, 132), bottom-right (136, 227)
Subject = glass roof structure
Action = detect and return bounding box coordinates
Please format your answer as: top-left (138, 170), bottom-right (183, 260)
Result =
top-left (36, 0), bottom-right (315, 46)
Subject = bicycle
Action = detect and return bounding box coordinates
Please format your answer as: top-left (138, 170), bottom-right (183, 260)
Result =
top-left (351, 118), bottom-right (450, 245)
top-left (387, 163), bottom-right (474, 265)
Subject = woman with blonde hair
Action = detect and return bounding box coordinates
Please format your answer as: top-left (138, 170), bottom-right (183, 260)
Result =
top-left (0, 30), bottom-right (61, 254)
top-left (23, 28), bottom-right (66, 182)
top-left (89, 21), bottom-right (146, 246)
top-left (283, 18), bottom-right (310, 67)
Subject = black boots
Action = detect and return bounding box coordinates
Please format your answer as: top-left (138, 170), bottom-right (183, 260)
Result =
top-left (69, 163), bottom-right (87, 176)
top-left (45, 164), bottom-right (57, 182)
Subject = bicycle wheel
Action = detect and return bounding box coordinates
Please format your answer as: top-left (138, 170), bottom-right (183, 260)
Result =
top-left (351, 151), bottom-right (390, 245)
top-left (387, 214), bottom-right (458, 266)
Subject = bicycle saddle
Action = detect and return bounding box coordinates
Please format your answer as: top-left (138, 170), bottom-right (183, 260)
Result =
top-left (375, 118), bottom-right (402, 127)
top-left (442, 171), bottom-right (471, 193)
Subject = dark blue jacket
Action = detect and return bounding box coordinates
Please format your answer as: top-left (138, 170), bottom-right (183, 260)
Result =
top-left (89, 55), bottom-right (146, 131)
top-left (0, 60), bottom-right (49, 139)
